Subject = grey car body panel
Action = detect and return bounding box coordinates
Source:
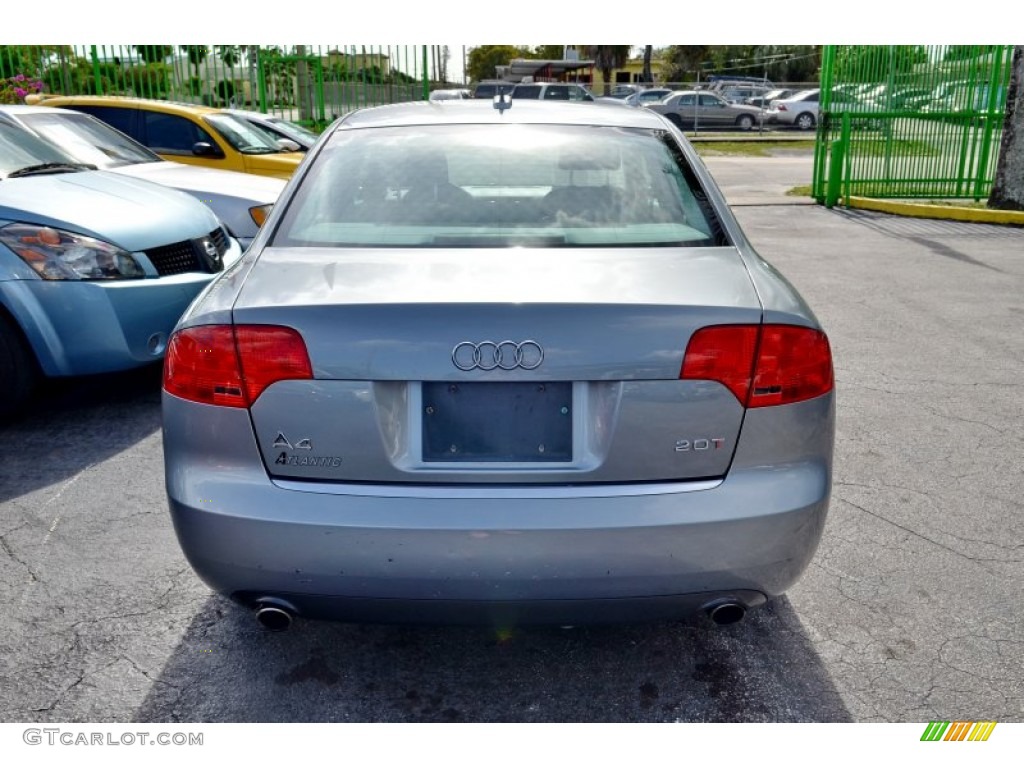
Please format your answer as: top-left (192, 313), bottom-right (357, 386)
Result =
top-left (222, 246), bottom-right (762, 483)
top-left (0, 171), bottom-right (221, 251)
top-left (107, 161), bottom-right (282, 246)
top-left (253, 379), bottom-right (744, 483)
top-left (164, 392), bottom-right (832, 611)
top-left (164, 101), bottom-right (834, 624)
top-left (233, 246), bottom-right (758, 312)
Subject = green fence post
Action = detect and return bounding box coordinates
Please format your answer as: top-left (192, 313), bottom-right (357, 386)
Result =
top-left (812, 45), bottom-right (836, 201)
top-left (825, 114), bottom-right (852, 208)
top-left (825, 139), bottom-right (846, 208)
top-left (422, 46), bottom-right (429, 100)
top-left (89, 45), bottom-right (103, 95)
top-left (973, 45), bottom-right (1005, 200)
top-left (315, 57), bottom-right (325, 125)
top-left (257, 50), bottom-right (268, 114)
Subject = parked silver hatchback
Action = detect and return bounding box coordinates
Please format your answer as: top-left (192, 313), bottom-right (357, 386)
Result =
top-left (163, 100), bottom-right (834, 630)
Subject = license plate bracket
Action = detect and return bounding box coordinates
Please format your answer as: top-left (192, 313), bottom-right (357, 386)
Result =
top-left (422, 382), bottom-right (572, 462)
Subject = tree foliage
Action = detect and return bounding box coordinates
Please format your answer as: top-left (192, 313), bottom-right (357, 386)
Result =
top-left (0, 45), bottom-right (75, 79)
top-left (134, 45), bottom-right (173, 65)
top-left (531, 45), bottom-right (565, 60)
top-left (944, 45), bottom-right (985, 62)
top-left (832, 46), bottom-right (926, 82)
top-left (661, 45), bottom-right (821, 83)
top-left (467, 45), bottom-right (530, 82)
top-left (585, 45), bottom-right (632, 95)
top-left (216, 45), bottom-right (242, 70)
top-left (179, 45), bottom-right (209, 77)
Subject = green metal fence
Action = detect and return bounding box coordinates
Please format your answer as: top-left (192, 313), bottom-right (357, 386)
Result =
top-left (0, 45), bottom-right (463, 129)
top-left (813, 45), bottom-right (1014, 204)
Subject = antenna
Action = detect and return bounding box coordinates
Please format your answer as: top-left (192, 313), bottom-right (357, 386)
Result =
top-left (493, 90), bottom-right (512, 114)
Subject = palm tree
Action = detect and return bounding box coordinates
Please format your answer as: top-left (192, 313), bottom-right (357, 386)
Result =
top-left (586, 45), bottom-right (632, 95)
top-left (642, 46), bottom-right (653, 84)
top-left (989, 45), bottom-right (1024, 210)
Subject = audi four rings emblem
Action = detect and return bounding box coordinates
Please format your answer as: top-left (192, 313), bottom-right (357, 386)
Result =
top-left (452, 340), bottom-right (544, 371)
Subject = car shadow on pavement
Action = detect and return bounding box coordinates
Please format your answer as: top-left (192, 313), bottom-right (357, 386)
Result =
top-left (0, 364), bottom-right (163, 503)
top-left (134, 594), bottom-right (852, 722)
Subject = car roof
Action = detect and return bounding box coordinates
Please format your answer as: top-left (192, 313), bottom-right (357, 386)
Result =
top-left (226, 108), bottom-right (276, 121)
top-left (0, 104), bottom-right (41, 115)
top-left (336, 100), bottom-right (669, 130)
top-left (39, 95), bottom-right (225, 117)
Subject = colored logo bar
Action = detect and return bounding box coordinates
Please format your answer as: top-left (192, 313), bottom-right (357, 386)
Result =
top-left (921, 721), bottom-right (997, 741)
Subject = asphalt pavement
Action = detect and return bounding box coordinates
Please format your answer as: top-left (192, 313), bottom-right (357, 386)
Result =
top-left (1, 149), bottom-right (1021, 723)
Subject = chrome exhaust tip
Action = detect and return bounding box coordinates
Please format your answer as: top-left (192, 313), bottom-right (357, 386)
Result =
top-left (255, 604), bottom-right (294, 631)
top-left (705, 601), bottom-right (747, 626)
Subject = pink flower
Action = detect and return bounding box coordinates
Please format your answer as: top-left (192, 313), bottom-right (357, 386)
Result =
top-left (14, 74), bottom-right (25, 81)
top-left (15, 87), bottom-right (26, 98)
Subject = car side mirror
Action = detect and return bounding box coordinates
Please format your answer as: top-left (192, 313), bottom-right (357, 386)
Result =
top-left (192, 141), bottom-right (223, 158)
top-left (275, 138), bottom-right (302, 152)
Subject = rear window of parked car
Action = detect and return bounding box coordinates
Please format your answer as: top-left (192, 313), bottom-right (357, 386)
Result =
top-left (271, 124), bottom-right (724, 248)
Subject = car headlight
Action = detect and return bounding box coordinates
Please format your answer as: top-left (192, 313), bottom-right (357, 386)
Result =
top-left (249, 204), bottom-right (273, 227)
top-left (0, 223), bottom-right (144, 280)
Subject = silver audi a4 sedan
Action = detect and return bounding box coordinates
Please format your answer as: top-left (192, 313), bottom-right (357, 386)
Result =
top-left (162, 100), bottom-right (835, 630)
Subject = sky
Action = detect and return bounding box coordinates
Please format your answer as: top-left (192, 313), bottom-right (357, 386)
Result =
top-left (16, 1), bottom-right (1018, 47)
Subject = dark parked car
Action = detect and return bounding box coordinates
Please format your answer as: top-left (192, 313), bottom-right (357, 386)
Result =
top-left (510, 82), bottom-right (595, 101)
top-left (471, 80), bottom-right (516, 99)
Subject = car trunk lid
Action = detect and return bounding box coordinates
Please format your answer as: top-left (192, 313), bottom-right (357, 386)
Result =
top-left (235, 246), bottom-right (762, 484)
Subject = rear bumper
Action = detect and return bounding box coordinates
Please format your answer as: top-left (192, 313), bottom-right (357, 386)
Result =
top-left (164, 391), bottom-right (834, 625)
top-left (166, 415), bottom-right (832, 625)
top-left (170, 473), bottom-right (826, 623)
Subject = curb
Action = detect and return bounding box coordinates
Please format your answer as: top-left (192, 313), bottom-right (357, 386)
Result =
top-left (844, 196), bottom-right (1024, 226)
top-left (687, 133), bottom-right (810, 143)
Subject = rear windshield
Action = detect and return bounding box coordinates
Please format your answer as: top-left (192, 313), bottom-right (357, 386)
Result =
top-left (270, 124), bottom-right (726, 248)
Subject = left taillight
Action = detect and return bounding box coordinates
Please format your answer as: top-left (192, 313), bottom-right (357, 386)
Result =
top-left (164, 325), bottom-right (312, 408)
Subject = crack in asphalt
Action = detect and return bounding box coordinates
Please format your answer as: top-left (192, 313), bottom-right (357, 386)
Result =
top-left (26, 632), bottom-right (90, 714)
top-left (937, 633), bottom-right (1024, 683)
top-left (836, 495), bottom-right (1023, 565)
top-left (68, 568), bottom-right (192, 632)
top-left (0, 534), bottom-right (41, 583)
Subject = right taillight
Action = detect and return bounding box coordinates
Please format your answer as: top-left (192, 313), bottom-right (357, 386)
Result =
top-left (164, 324), bottom-right (312, 408)
top-left (681, 324), bottom-right (833, 408)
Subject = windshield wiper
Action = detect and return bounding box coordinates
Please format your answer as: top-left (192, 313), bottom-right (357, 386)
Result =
top-left (7, 162), bottom-right (97, 178)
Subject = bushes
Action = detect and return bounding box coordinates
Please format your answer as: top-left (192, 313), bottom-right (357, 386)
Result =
top-left (0, 74), bottom-right (44, 104)
top-left (127, 63), bottom-right (170, 98)
top-left (216, 78), bottom-right (236, 105)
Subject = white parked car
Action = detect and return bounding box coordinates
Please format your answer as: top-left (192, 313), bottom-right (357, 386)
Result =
top-left (4, 105), bottom-right (284, 248)
top-left (429, 89), bottom-right (472, 102)
top-left (226, 109), bottom-right (320, 152)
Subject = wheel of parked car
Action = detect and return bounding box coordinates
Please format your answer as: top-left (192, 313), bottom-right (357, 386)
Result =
top-left (0, 313), bottom-right (38, 420)
top-left (796, 112), bottom-right (816, 131)
top-left (666, 113), bottom-right (685, 129)
top-left (735, 114), bottom-right (755, 131)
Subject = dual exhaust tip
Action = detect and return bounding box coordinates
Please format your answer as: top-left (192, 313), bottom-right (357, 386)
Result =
top-left (253, 598), bottom-right (748, 630)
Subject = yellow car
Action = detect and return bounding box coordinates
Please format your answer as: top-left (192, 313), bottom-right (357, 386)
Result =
top-left (38, 96), bottom-right (304, 180)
